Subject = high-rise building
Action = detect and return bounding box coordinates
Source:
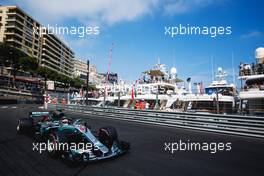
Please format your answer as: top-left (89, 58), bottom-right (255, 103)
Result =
top-left (73, 58), bottom-right (88, 80)
top-left (0, 6), bottom-right (41, 59)
top-left (0, 6), bottom-right (74, 77)
top-left (41, 33), bottom-right (74, 76)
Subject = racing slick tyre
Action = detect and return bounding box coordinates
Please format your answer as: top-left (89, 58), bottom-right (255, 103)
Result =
top-left (98, 126), bottom-right (118, 149)
top-left (47, 130), bottom-right (72, 159)
top-left (47, 132), bottom-right (61, 158)
top-left (62, 150), bottom-right (89, 167)
top-left (16, 118), bottom-right (33, 134)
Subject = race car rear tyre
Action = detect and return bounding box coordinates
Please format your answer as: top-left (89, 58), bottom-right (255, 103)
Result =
top-left (98, 126), bottom-right (118, 149)
top-left (17, 118), bottom-right (33, 134)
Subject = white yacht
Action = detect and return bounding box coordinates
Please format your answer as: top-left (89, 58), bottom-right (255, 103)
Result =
top-left (238, 47), bottom-right (264, 115)
top-left (185, 67), bottom-right (236, 114)
top-left (96, 60), bottom-right (188, 110)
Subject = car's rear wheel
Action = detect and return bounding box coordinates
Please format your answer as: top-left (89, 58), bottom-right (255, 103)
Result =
top-left (98, 126), bottom-right (118, 149)
top-left (17, 118), bottom-right (33, 134)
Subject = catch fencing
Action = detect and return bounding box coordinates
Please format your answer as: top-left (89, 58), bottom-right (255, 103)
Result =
top-left (48, 104), bottom-right (264, 139)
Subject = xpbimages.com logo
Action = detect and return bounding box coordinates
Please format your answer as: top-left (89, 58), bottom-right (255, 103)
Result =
top-left (32, 141), bottom-right (99, 154)
top-left (164, 140), bottom-right (232, 154)
top-left (165, 24), bottom-right (232, 38)
top-left (33, 24), bottom-right (100, 37)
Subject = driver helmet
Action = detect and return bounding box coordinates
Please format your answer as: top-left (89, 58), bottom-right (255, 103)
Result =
top-left (61, 118), bottom-right (69, 124)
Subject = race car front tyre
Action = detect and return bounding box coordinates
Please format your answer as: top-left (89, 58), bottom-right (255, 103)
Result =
top-left (17, 118), bottom-right (33, 134)
top-left (98, 126), bottom-right (118, 149)
top-left (62, 151), bottom-right (89, 167)
top-left (47, 132), bottom-right (60, 158)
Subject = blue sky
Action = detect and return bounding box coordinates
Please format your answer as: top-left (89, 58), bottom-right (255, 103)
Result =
top-left (2, 0), bottom-right (264, 86)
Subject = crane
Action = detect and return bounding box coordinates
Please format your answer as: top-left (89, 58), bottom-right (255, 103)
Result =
top-left (103, 43), bottom-right (114, 106)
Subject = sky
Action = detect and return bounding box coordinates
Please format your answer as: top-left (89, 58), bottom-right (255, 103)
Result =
top-left (1, 0), bottom-right (264, 86)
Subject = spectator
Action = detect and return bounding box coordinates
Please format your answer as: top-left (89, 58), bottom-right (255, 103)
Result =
top-left (145, 102), bottom-right (150, 109)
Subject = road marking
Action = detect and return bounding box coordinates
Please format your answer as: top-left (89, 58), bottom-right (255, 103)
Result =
top-left (0, 106), bottom-right (18, 109)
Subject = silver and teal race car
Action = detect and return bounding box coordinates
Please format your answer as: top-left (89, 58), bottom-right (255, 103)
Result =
top-left (17, 111), bottom-right (130, 164)
top-left (17, 110), bottom-right (69, 141)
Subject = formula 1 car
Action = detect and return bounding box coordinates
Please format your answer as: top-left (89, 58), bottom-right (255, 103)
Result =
top-left (47, 119), bottom-right (130, 164)
top-left (16, 111), bottom-right (130, 164)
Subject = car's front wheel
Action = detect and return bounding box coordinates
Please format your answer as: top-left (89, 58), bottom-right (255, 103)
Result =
top-left (61, 149), bottom-right (90, 167)
top-left (47, 132), bottom-right (60, 158)
top-left (98, 126), bottom-right (118, 149)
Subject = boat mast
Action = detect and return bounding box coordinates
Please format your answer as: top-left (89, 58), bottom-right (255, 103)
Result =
top-left (103, 43), bottom-right (114, 106)
top-left (232, 52), bottom-right (236, 86)
top-left (211, 55), bottom-right (214, 82)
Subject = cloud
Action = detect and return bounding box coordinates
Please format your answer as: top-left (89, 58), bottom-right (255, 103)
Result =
top-left (241, 30), bottom-right (263, 39)
top-left (7, 0), bottom-right (226, 25)
top-left (10, 0), bottom-right (158, 25)
top-left (163, 0), bottom-right (222, 15)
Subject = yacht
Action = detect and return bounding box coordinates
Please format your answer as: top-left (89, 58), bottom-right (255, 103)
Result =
top-left (185, 67), bottom-right (236, 114)
top-left (97, 59), bottom-right (188, 110)
top-left (238, 47), bottom-right (264, 115)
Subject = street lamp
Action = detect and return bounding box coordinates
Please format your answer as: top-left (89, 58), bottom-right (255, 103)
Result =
top-left (86, 60), bottom-right (89, 105)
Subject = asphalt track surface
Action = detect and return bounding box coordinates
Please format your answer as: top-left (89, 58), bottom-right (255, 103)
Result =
top-left (0, 105), bottom-right (263, 176)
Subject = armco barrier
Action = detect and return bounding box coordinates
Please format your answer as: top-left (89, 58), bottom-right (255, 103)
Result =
top-left (48, 104), bottom-right (264, 138)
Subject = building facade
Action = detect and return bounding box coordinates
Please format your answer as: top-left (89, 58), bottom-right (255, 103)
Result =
top-left (41, 33), bottom-right (74, 76)
top-left (0, 6), bottom-right (74, 77)
top-left (73, 58), bottom-right (99, 84)
top-left (98, 72), bottom-right (118, 84)
top-left (73, 58), bottom-right (88, 80)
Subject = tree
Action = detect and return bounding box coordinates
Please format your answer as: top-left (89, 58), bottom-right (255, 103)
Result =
top-left (88, 84), bottom-right (97, 91)
top-left (0, 43), bottom-right (39, 87)
top-left (0, 43), bottom-right (11, 74)
top-left (56, 74), bottom-right (69, 91)
top-left (72, 77), bottom-right (84, 88)
top-left (50, 70), bottom-right (59, 90)
top-left (19, 56), bottom-right (38, 74)
top-left (37, 67), bottom-right (73, 91)
top-left (37, 67), bottom-right (53, 91)
top-left (1, 43), bottom-right (96, 92)
top-left (61, 75), bottom-right (71, 88)
top-left (0, 44), bottom-right (21, 86)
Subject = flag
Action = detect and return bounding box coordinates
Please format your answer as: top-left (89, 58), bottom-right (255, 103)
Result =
top-left (134, 83), bottom-right (137, 97)
top-left (200, 82), bottom-right (204, 95)
top-left (131, 85), bottom-right (134, 100)
top-left (80, 89), bottom-right (83, 97)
